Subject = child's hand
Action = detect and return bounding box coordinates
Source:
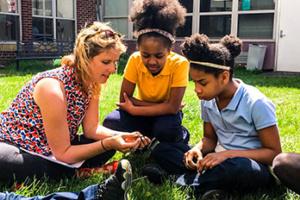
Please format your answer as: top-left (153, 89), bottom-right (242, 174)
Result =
top-left (183, 147), bottom-right (203, 170)
top-left (197, 151), bottom-right (229, 173)
top-left (179, 102), bottom-right (186, 110)
top-left (116, 93), bottom-right (135, 114)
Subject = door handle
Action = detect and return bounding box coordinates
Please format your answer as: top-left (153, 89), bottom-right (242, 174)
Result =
top-left (280, 30), bottom-right (286, 38)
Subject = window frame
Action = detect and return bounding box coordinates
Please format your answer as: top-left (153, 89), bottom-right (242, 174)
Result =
top-left (101, 0), bottom-right (132, 39)
top-left (32, 0), bottom-right (76, 41)
top-left (0, 0), bottom-right (21, 42)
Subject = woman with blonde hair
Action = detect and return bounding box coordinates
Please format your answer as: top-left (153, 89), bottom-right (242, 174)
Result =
top-left (0, 22), bottom-right (150, 199)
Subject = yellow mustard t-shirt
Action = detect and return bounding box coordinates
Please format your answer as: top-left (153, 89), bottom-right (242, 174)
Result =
top-left (124, 51), bottom-right (189, 103)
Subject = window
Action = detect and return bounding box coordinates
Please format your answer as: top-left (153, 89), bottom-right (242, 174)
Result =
top-left (177, 0), bottom-right (193, 37)
top-left (102, 0), bottom-right (277, 41)
top-left (32, 17), bottom-right (53, 40)
top-left (238, 13), bottom-right (274, 39)
top-left (238, 0), bottom-right (275, 11)
top-left (200, 0), bottom-right (233, 12)
top-left (32, 0), bottom-right (52, 16)
top-left (237, 0), bottom-right (275, 39)
top-left (176, 16), bottom-right (192, 38)
top-left (32, 0), bottom-right (75, 41)
top-left (200, 15), bottom-right (231, 38)
top-left (0, 0), bottom-right (20, 41)
top-left (103, 0), bottom-right (129, 38)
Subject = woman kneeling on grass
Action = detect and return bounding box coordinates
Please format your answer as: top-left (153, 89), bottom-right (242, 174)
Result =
top-left (0, 21), bottom-right (150, 199)
top-left (146, 33), bottom-right (282, 199)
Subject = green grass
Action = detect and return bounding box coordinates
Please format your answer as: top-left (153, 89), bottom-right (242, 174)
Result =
top-left (0, 61), bottom-right (300, 199)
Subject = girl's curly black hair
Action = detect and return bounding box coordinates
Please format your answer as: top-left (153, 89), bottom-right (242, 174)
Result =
top-left (181, 33), bottom-right (243, 79)
top-left (130, 0), bottom-right (186, 48)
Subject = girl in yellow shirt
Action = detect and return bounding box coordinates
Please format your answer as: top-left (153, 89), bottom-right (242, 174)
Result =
top-left (103, 0), bottom-right (190, 173)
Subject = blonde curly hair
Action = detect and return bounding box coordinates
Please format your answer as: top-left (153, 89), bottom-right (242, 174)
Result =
top-left (61, 21), bottom-right (126, 97)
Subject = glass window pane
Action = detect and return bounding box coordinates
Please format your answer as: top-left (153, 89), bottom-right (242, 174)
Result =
top-left (104, 18), bottom-right (128, 38)
top-left (179, 0), bottom-right (193, 13)
top-left (56, 19), bottom-right (75, 40)
top-left (33, 17), bottom-right (53, 40)
top-left (45, 0), bottom-right (52, 16)
top-left (0, 14), bottom-right (19, 41)
top-left (200, 0), bottom-right (232, 12)
top-left (56, 0), bottom-right (74, 18)
top-left (200, 15), bottom-right (231, 38)
top-left (32, 0), bottom-right (52, 16)
top-left (0, 0), bottom-right (18, 13)
top-left (238, 14), bottom-right (274, 39)
top-left (32, 0), bottom-right (43, 15)
top-left (176, 16), bottom-right (192, 37)
top-left (238, 0), bottom-right (275, 11)
top-left (104, 0), bottom-right (128, 16)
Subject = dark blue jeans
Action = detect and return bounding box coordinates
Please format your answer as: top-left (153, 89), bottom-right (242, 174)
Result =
top-left (103, 109), bottom-right (189, 143)
top-left (0, 184), bottom-right (98, 200)
top-left (153, 142), bottom-right (274, 194)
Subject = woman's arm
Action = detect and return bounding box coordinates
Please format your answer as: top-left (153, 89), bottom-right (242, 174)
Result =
top-left (34, 78), bottom-right (141, 164)
top-left (81, 96), bottom-right (125, 140)
top-left (118, 78), bottom-right (186, 116)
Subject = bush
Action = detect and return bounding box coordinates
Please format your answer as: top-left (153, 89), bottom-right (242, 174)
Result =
top-left (117, 53), bottom-right (129, 75)
top-left (53, 59), bottom-right (61, 68)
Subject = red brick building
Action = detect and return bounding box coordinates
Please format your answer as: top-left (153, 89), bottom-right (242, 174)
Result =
top-left (0, 0), bottom-right (97, 65)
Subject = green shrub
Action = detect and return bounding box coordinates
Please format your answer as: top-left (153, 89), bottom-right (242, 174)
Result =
top-left (117, 53), bottom-right (129, 75)
top-left (53, 59), bottom-right (61, 67)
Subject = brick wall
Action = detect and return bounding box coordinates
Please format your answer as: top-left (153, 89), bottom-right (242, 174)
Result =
top-left (76, 0), bottom-right (96, 32)
top-left (21, 0), bottom-right (33, 41)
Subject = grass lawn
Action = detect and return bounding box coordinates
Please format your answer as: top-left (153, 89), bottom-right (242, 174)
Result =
top-left (0, 60), bottom-right (299, 199)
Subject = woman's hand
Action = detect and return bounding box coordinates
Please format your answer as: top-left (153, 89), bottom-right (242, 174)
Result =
top-left (124, 132), bottom-right (151, 149)
top-left (183, 147), bottom-right (203, 171)
top-left (103, 132), bottom-right (150, 154)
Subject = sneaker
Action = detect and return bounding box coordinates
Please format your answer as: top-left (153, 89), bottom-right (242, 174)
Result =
top-left (77, 161), bottom-right (119, 178)
top-left (98, 159), bottom-right (132, 200)
top-left (201, 189), bottom-right (235, 200)
top-left (141, 163), bottom-right (169, 185)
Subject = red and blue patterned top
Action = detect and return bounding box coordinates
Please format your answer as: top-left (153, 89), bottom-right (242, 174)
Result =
top-left (0, 66), bottom-right (91, 155)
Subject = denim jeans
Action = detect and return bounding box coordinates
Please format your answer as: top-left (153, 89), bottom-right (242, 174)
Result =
top-left (0, 184), bottom-right (98, 200)
top-left (103, 109), bottom-right (188, 143)
top-left (153, 142), bottom-right (274, 194)
top-left (176, 157), bottom-right (274, 194)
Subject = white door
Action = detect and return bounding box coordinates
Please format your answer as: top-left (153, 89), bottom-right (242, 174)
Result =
top-left (276, 0), bottom-right (300, 72)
